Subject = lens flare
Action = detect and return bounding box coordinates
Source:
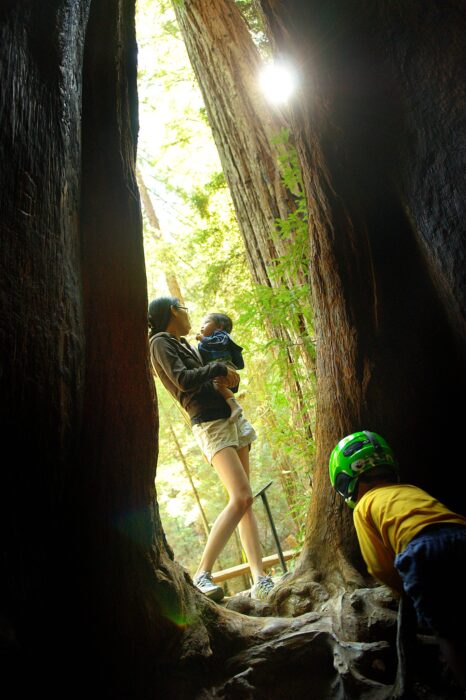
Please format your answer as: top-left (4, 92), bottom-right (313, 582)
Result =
top-left (259, 61), bottom-right (297, 105)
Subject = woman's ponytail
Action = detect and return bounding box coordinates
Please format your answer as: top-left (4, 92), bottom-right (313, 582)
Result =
top-left (148, 296), bottom-right (179, 337)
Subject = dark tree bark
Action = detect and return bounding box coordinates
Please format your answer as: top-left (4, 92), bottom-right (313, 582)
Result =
top-left (258, 0), bottom-right (466, 585)
top-left (1, 0), bottom-right (91, 684)
top-left (0, 2), bottom-right (204, 697)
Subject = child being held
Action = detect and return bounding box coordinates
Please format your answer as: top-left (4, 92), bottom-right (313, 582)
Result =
top-left (196, 313), bottom-right (244, 423)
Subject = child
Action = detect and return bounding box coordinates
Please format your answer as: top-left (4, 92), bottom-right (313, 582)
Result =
top-left (196, 312), bottom-right (245, 423)
top-left (329, 430), bottom-right (466, 691)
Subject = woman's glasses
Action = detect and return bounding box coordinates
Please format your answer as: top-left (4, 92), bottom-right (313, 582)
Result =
top-left (176, 305), bottom-right (188, 312)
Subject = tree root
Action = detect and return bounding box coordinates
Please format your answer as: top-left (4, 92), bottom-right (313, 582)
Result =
top-left (184, 585), bottom-right (462, 700)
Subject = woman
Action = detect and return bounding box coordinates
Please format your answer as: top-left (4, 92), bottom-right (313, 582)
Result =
top-left (148, 296), bottom-right (274, 602)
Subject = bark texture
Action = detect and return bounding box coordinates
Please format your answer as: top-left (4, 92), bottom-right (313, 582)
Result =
top-left (172, 0), bottom-right (315, 438)
top-left (172, 0), bottom-right (294, 284)
top-left (258, 0), bottom-right (466, 581)
top-left (1, 0), bottom-right (90, 683)
top-left (0, 2), bottom-right (204, 696)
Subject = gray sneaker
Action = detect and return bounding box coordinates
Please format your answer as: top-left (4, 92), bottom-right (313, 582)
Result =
top-left (251, 574), bottom-right (274, 600)
top-left (193, 571), bottom-right (224, 602)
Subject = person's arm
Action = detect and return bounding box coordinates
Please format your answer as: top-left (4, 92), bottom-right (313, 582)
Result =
top-left (152, 336), bottom-right (237, 392)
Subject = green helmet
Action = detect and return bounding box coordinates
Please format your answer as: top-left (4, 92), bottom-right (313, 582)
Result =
top-left (329, 430), bottom-right (398, 509)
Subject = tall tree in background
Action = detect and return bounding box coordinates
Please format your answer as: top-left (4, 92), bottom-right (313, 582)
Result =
top-left (136, 167), bottom-right (185, 300)
top-left (172, 0), bottom-right (315, 438)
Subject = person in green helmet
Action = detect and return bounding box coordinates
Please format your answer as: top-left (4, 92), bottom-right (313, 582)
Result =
top-left (329, 430), bottom-right (466, 692)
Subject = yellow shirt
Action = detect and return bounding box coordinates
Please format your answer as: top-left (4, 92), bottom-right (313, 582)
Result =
top-left (353, 484), bottom-right (466, 592)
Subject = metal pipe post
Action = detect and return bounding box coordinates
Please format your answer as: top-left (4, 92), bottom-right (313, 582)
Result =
top-left (253, 480), bottom-right (288, 574)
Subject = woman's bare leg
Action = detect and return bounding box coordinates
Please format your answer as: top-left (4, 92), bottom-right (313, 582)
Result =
top-left (195, 446), bottom-right (254, 577)
top-left (235, 445), bottom-right (266, 582)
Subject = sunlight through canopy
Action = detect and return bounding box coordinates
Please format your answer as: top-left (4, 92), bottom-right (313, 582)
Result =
top-left (258, 61), bottom-right (297, 104)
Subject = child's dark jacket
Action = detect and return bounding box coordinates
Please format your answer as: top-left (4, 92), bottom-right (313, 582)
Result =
top-left (198, 330), bottom-right (244, 369)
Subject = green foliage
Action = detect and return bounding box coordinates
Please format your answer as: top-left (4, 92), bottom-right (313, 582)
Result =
top-left (270, 128), bottom-right (310, 281)
top-left (235, 0), bottom-right (270, 55)
top-left (137, 0), bottom-right (315, 581)
top-left (272, 128), bottom-right (304, 192)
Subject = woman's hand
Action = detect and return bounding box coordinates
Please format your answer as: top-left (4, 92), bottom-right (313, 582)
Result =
top-left (216, 367), bottom-right (240, 389)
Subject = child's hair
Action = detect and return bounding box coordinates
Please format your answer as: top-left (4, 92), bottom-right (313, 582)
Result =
top-left (205, 313), bottom-right (233, 333)
top-left (148, 296), bottom-right (180, 337)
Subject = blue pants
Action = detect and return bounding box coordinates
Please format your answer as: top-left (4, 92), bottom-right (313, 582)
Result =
top-left (394, 523), bottom-right (466, 639)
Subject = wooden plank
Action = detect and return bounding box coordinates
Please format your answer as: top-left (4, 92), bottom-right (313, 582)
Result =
top-left (211, 549), bottom-right (299, 583)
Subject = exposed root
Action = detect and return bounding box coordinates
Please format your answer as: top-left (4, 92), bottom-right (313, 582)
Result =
top-left (183, 586), bottom-right (462, 700)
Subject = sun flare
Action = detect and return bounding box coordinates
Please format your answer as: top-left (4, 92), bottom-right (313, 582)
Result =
top-left (259, 61), bottom-right (297, 104)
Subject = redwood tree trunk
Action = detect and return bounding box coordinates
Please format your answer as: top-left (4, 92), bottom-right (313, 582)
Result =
top-left (1, 0), bottom-right (91, 686)
top-left (172, 0), bottom-right (295, 285)
top-left (172, 0), bottom-right (315, 434)
top-left (259, 0), bottom-right (466, 579)
top-left (0, 2), bottom-right (204, 696)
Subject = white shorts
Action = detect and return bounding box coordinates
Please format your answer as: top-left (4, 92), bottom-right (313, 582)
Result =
top-left (192, 414), bottom-right (257, 464)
